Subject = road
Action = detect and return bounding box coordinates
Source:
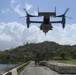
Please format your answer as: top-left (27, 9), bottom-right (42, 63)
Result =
top-left (21, 61), bottom-right (59, 75)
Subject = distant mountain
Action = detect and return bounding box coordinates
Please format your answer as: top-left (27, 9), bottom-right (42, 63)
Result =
top-left (0, 41), bottom-right (76, 64)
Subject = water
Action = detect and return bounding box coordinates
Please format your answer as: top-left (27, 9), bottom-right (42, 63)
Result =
top-left (0, 64), bottom-right (17, 74)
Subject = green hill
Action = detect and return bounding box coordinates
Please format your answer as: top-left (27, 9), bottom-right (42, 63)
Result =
top-left (0, 41), bottom-right (76, 64)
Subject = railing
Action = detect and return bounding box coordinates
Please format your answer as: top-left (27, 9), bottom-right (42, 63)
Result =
top-left (2, 61), bottom-right (30, 75)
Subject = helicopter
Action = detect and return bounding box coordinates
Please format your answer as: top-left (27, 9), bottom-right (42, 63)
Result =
top-left (19, 8), bottom-right (71, 34)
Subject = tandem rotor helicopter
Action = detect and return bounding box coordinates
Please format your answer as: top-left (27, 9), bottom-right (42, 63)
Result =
top-left (19, 7), bottom-right (71, 35)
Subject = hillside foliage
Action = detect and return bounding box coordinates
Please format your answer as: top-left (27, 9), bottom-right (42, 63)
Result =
top-left (0, 41), bottom-right (76, 64)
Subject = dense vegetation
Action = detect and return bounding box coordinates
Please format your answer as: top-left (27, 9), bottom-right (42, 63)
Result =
top-left (0, 41), bottom-right (76, 64)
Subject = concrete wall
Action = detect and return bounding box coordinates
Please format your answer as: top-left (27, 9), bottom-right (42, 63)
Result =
top-left (46, 61), bottom-right (76, 74)
top-left (2, 68), bottom-right (17, 75)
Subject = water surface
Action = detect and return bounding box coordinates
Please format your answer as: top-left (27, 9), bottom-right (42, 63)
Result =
top-left (0, 64), bottom-right (17, 74)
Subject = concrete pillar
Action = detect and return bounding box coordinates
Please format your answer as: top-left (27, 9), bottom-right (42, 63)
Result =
top-left (11, 68), bottom-right (17, 75)
top-left (6, 72), bottom-right (12, 75)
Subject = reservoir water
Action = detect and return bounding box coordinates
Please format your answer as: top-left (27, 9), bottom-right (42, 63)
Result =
top-left (0, 64), bottom-right (17, 74)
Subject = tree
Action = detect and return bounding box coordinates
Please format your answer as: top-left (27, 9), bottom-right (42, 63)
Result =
top-left (60, 51), bottom-right (67, 60)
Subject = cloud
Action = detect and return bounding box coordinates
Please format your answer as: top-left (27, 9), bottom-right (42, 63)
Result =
top-left (10, 0), bottom-right (16, 8)
top-left (10, 1), bottom-right (32, 16)
top-left (0, 22), bottom-right (76, 50)
top-left (0, 22), bottom-right (43, 50)
top-left (14, 4), bottom-right (24, 16)
top-left (11, 0), bottom-right (16, 4)
top-left (10, 0), bottom-right (24, 16)
top-left (1, 8), bottom-right (12, 14)
top-left (25, 3), bottom-right (32, 11)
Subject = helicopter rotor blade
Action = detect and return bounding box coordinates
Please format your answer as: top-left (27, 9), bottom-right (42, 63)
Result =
top-left (24, 8), bottom-right (38, 17)
top-left (64, 8), bottom-right (70, 15)
top-left (24, 8), bottom-right (28, 15)
top-left (65, 16), bottom-right (72, 19)
top-left (38, 6), bottom-right (39, 13)
top-left (56, 14), bottom-right (63, 17)
top-left (56, 8), bottom-right (70, 17)
top-left (18, 16), bottom-right (26, 19)
top-left (29, 14), bottom-right (38, 17)
top-left (55, 6), bottom-right (56, 16)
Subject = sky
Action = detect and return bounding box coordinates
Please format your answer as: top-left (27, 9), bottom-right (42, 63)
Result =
top-left (0, 0), bottom-right (76, 50)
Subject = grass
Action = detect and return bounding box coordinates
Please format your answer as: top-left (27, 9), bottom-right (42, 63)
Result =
top-left (56, 59), bottom-right (76, 65)
top-left (17, 63), bottom-right (29, 75)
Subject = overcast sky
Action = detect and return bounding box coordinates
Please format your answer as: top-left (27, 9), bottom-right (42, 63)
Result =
top-left (0, 0), bottom-right (76, 50)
